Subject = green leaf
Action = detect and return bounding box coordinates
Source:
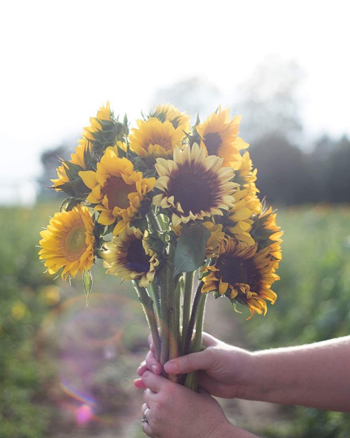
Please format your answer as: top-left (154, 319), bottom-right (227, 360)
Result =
top-left (82, 270), bottom-right (93, 307)
top-left (174, 223), bottom-right (211, 277)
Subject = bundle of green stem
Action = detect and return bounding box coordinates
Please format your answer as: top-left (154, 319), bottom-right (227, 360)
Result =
top-left (132, 208), bottom-right (208, 389)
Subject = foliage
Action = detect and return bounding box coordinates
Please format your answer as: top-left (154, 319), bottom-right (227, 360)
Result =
top-left (248, 134), bottom-right (350, 206)
top-left (37, 145), bottom-right (71, 202)
top-left (0, 205), bottom-right (55, 437)
top-left (0, 204), bottom-right (149, 437)
top-left (2, 203), bottom-right (350, 436)
top-left (243, 205), bottom-right (350, 437)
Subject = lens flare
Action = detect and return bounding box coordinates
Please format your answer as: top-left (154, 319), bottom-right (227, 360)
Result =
top-left (75, 404), bottom-right (94, 426)
top-left (36, 290), bottom-right (149, 428)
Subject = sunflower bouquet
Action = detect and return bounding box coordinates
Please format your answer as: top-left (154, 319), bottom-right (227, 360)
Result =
top-left (39, 103), bottom-right (282, 388)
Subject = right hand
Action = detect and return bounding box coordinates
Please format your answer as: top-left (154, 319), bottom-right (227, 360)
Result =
top-left (134, 332), bottom-right (253, 399)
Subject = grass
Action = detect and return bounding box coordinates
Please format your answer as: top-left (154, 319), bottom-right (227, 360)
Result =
top-left (1, 203), bottom-right (350, 437)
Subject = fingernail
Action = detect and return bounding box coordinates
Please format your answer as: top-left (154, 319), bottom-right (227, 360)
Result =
top-left (151, 364), bottom-right (158, 373)
top-left (164, 361), bottom-right (177, 373)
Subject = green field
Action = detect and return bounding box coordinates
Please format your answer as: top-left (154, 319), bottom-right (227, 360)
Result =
top-left (1, 204), bottom-right (350, 437)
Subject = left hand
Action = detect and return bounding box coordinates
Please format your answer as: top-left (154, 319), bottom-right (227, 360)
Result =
top-left (140, 371), bottom-right (252, 438)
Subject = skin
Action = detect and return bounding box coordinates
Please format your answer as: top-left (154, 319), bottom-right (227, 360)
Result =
top-left (140, 372), bottom-right (256, 438)
top-left (135, 333), bottom-right (350, 437)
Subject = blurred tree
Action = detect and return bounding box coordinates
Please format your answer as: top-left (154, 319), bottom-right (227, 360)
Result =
top-left (250, 134), bottom-right (315, 205)
top-left (307, 134), bottom-right (335, 203)
top-left (152, 77), bottom-right (221, 121)
top-left (232, 55), bottom-right (304, 144)
top-left (325, 136), bottom-right (350, 203)
top-left (37, 143), bottom-right (72, 202)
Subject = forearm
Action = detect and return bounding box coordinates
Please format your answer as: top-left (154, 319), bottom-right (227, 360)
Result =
top-left (242, 336), bottom-right (350, 412)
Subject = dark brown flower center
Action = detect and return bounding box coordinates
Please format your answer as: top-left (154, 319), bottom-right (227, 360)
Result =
top-left (170, 169), bottom-right (215, 215)
top-left (102, 176), bottom-right (136, 210)
top-left (217, 256), bottom-right (259, 291)
top-left (203, 132), bottom-right (223, 156)
top-left (126, 239), bottom-right (150, 273)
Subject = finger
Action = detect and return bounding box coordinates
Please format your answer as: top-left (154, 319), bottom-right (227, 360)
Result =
top-left (141, 421), bottom-right (152, 437)
top-left (133, 378), bottom-right (147, 389)
top-left (148, 334), bottom-right (155, 353)
top-left (145, 351), bottom-right (162, 375)
top-left (138, 352), bottom-right (161, 376)
top-left (141, 399), bottom-right (153, 436)
top-left (164, 348), bottom-right (215, 374)
top-left (142, 370), bottom-right (169, 393)
top-left (143, 388), bottom-right (158, 405)
top-left (137, 360), bottom-right (147, 376)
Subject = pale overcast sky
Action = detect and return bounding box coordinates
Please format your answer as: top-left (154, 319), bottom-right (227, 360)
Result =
top-left (1, 0), bottom-right (350, 204)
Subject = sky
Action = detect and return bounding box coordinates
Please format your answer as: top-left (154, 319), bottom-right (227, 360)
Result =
top-left (1, 0), bottom-right (350, 204)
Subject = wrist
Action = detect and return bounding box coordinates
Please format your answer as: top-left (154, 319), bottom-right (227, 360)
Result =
top-left (231, 350), bottom-right (261, 401)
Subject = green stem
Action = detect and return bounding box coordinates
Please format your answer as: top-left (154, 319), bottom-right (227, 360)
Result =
top-left (158, 243), bottom-right (179, 380)
top-left (174, 276), bottom-right (182, 350)
top-left (180, 281), bottom-right (204, 387)
top-left (183, 281), bottom-right (204, 357)
top-left (181, 271), bottom-right (194, 354)
top-left (193, 292), bottom-right (207, 353)
top-left (167, 244), bottom-right (180, 365)
top-left (132, 280), bottom-right (161, 362)
top-left (183, 294), bottom-right (207, 390)
top-left (159, 269), bottom-right (169, 368)
top-left (147, 281), bottom-right (160, 323)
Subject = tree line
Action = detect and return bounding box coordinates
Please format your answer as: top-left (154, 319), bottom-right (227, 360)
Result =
top-left (250, 133), bottom-right (350, 206)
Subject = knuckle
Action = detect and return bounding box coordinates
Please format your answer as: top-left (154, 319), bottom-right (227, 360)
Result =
top-left (143, 370), bottom-right (151, 379)
top-left (152, 400), bottom-right (162, 412)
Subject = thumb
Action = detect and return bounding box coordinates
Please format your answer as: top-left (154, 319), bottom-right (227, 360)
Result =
top-left (164, 349), bottom-right (214, 374)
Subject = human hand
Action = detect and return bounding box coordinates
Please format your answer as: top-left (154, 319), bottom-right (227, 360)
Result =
top-left (134, 332), bottom-right (253, 399)
top-left (140, 371), bottom-right (256, 438)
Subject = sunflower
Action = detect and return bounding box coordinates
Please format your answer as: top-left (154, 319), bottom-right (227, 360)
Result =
top-left (223, 189), bottom-right (256, 246)
top-left (129, 117), bottom-right (186, 159)
top-left (196, 107), bottom-right (249, 166)
top-left (231, 152), bottom-right (260, 211)
top-left (51, 139), bottom-right (90, 189)
top-left (102, 227), bottom-right (159, 287)
top-left (151, 104), bottom-right (191, 131)
top-left (202, 236), bottom-right (280, 319)
top-left (219, 152), bottom-right (262, 245)
top-left (251, 206), bottom-right (283, 260)
top-left (153, 144), bottom-right (237, 227)
top-left (39, 205), bottom-right (95, 280)
top-left (203, 221), bottom-right (226, 259)
top-left (52, 102), bottom-right (114, 191)
top-left (82, 101), bottom-right (113, 141)
top-left (79, 147), bottom-right (155, 235)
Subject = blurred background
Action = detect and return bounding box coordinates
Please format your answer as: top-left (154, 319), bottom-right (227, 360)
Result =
top-left (1, 1), bottom-right (350, 437)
